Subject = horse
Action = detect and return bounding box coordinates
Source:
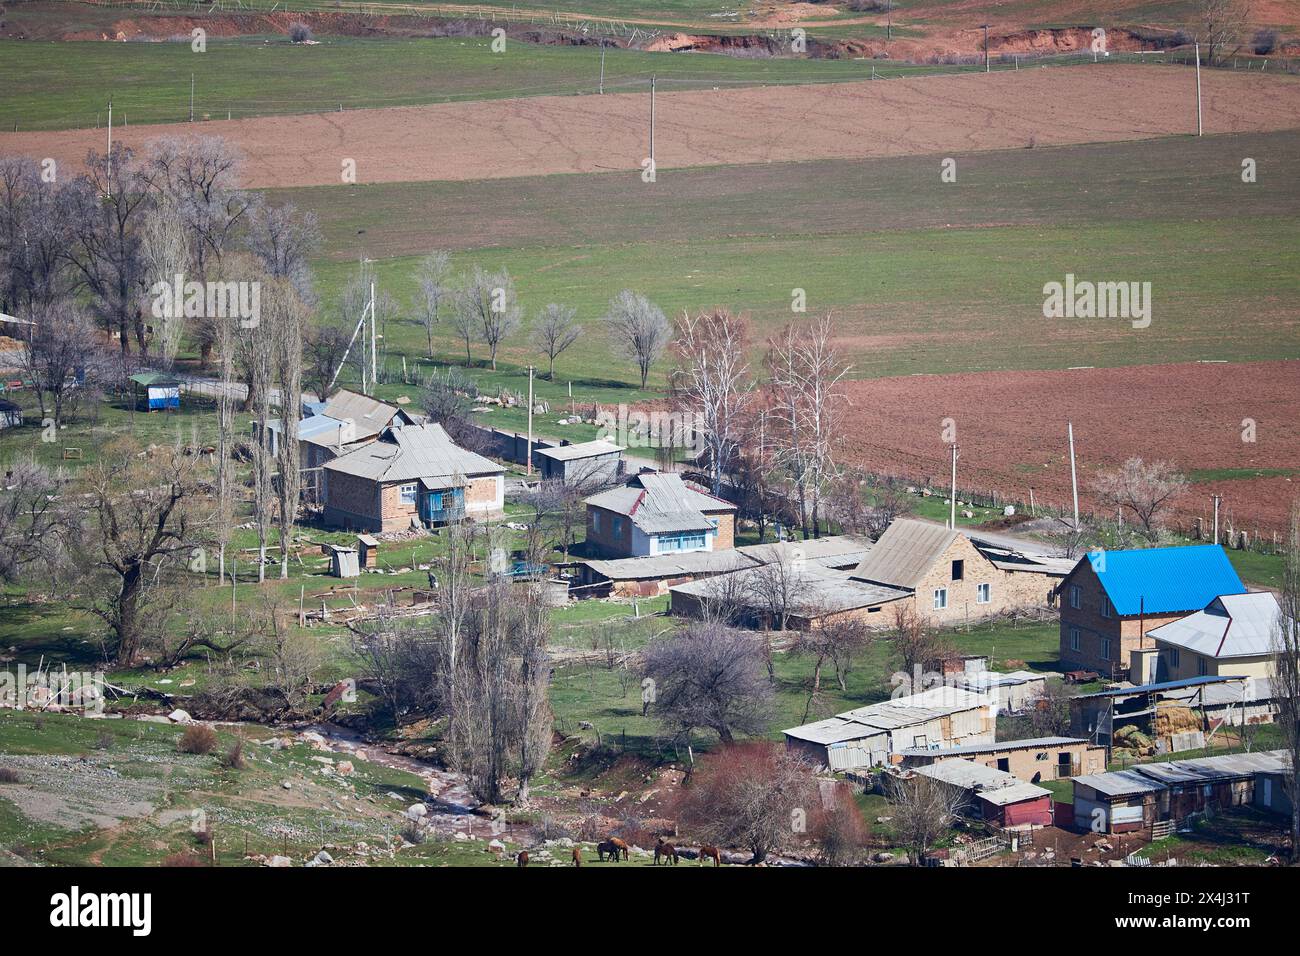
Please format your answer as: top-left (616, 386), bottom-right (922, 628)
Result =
top-left (608, 837), bottom-right (631, 861)
top-left (654, 839), bottom-right (678, 865)
top-left (698, 845), bottom-right (722, 867)
top-left (572, 846), bottom-right (583, 867)
top-left (597, 840), bottom-right (620, 862)
top-left (516, 850), bottom-right (529, 867)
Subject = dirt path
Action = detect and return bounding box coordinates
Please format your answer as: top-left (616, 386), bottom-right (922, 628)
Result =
top-left (6, 65), bottom-right (1299, 187)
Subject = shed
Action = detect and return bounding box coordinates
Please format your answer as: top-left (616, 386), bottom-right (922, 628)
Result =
top-left (0, 398), bottom-right (22, 429)
top-left (356, 534), bottom-right (379, 569)
top-left (327, 546), bottom-right (360, 578)
top-left (130, 372), bottom-right (181, 412)
top-left (533, 439), bottom-right (624, 484)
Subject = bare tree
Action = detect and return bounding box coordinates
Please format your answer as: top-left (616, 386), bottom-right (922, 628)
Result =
top-left (0, 461), bottom-right (77, 587)
top-left (422, 366), bottom-right (481, 448)
top-left (792, 617), bottom-right (873, 722)
top-left (348, 613), bottom-right (443, 725)
top-left (245, 296), bottom-right (276, 584)
top-left (671, 308), bottom-right (752, 495)
top-left (268, 278), bottom-right (306, 579)
top-left (766, 316), bottom-right (851, 539)
top-left (302, 316), bottom-right (352, 403)
top-left (20, 301), bottom-right (111, 427)
top-left (531, 302), bottom-right (581, 379)
top-left (604, 289), bottom-right (670, 389)
top-left (1197, 0), bottom-right (1252, 63)
top-left (452, 266), bottom-right (520, 372)
top-left (1272, 499), bottom-right (1300, 862)
top-left (413, 251), bottom-right (452, 359)
top-left (747, 554), bottom-right (812, 633)
top-left (677, 742), bottom-right (816, 864)
top-left (0, 156), bottom-right (75, 316)
top-left (243, 201), bottom-right (320, 307)
top-left (639, 622), bottom-right (774, 744)
top-left (885, 771), bottom-right (967, 865)
top-left (252, 596), bottom-right (322, 707)
top-left (138, 192), bottom-right (190, 367)
top-left (813, 780), bottom-right (869, 866)
top-left (84, 438), bottom-right (207, 666)
top-left (339, 259), bottom-right (398, 387)
top-left (889, 601), bottom-right (954, 686)
top-left (1091, 457), bottom-right (1187, 542)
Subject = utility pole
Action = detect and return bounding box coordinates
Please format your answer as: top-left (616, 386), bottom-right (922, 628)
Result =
top-left (599, 41), bottom-right (605, 94)
top-left (526, 365), bottom-right (535, 477)
top-left (981, 24), bottom-right (990, 73)
top-left (649, 74), bottom-right (656, 166)
top-left (369, 280), bottom-right (377, 390)
top-left (106, 99), bottom-right (112, 198)
top-left (190, 73), bottom-right (195, 123)
top-left (1068, 421), bottom-right (1080, 530)
top-left (1213, 494), bottom-right (1221, 544)
top-left (949, 442), bottom-right (959, 530)
top-left (1194, 43), bottom-right (1203, 136)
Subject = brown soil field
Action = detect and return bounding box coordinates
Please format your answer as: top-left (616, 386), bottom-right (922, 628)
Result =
top-left (839, 360), bottom-right (1300, 533)
top-left (5, 65), bottom-right (1299, 188)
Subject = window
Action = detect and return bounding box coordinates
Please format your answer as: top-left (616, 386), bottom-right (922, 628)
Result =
top-left (592, 512), bottom-right (601, 533)
top-left (912, 734), bottom-right (928, 749)
top-left (1168, 648), bottom-right (1180, 668)
top-left (933, 588), bottom-right (948, 610)
top-left (976, 583), bottom-right (991, 604)
top-left (951, 559), bottom-right (965, 581)
top-left (1198, 656), bottom-right (1209, 676)
top-left (1100, 597), bottom-right (1112, 619)
top-left (400, 483), bottom-right (417, 505)
top-left (1101, 637), bottom-right (1112, 661)
top-left (613, 516), bottom-right (624, 537)
top-left (659, 533), bottom-right (706, 553)
top-left (1070, 628), bottom-right (1081, 652)
top-left (1069, 585), bottom-right (1081, 609)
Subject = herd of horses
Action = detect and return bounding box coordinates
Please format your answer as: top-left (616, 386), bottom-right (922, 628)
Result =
top-left (515, 837), bottom-right (723, 867)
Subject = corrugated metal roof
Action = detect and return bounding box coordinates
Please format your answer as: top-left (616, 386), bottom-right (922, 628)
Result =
top-left (1147, 591), bottom-right (1287, 659)
top-left (319, 390), bottom-right (404, 441)
top-left (1074, 769), bottom-right (1165, 797)
top-left (1073, 675), bottom-right (1249, 700)
top-left (672, 562), bottom-right (909, 615)
top-left (585, 550), bottom-right (758, 580)
top-left (900, 736), bottom-right (1086, 758)
top-left (850, 518), bottom-right (957, 590)
top-left (916, 758), bottom-right (1012, 791)
top-left (735, 535), bottom-right (872, 569)
top-left (534, 439), bottom-right (624, 462)
top-left (1075, 751), bottom-right (1290, 798)
top-left (784, 687), bottom-right (991, 745)
top-left (1076, 545), bottom-right (1246, 616)
top-left (324, 422), bottom-right (502, 483)
top-left (585, 472), bottom-right (733, 535)
top-left (978, 781), bottom-right (1053, 806)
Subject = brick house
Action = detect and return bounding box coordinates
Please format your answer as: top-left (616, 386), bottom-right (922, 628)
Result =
top-left (323, 423), bottom-right (504, 533)
top-left (848, 519), bottom-right (1062, 627)
top-left (1056, 544), bottom-right (1246, 680)
top-left (899, 736), bottom-right (1107, 783)
top-left (583, 471), bottom-right (736, 559)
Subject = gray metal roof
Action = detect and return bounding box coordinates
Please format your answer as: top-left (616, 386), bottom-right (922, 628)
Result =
top-left (785, 687), bottom-right (992, 745)
top-left (318, 389), bottom-right (406, 441)
top-left (735, 535), bottom-right (872, 569)
top-left (916, 758), bottom-right (1013, 791)
top-left (585, 550), bottom-right (758, 580)
top-left (900, 736), bottom-right (1087, 758)
top-left (1074, 769), bottom-right (1165, 798)
top-left (1075, 750), bottom-right (1290, 798)
top-left (323, 422), bottom-right (502, 483)
top-left (585, 472), bottom-right (734, 535)
top-left (850, 518), bottom-right (958, 590)
top-left (671, 561), bottom-right (910, 616)
top-left (534, 439), bottom-right (624, 462)
top-left (978, 781), bottom-right (1053, 806)
top-left (1147, 591), bottom-right (1287, 659)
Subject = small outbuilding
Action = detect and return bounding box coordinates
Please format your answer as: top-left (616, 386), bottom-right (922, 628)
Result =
top-left (130, 372), bottom-right (181, 412)
top-left (533, 439), bottom-right (624, 484)
top-left (0, 398), bottom-right (22, 429)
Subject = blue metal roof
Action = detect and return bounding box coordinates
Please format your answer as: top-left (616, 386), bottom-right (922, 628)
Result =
top-left (1072, 674), bottom-right (1250, 700)
top-left (1079, 544), bottom-right (1244, 616)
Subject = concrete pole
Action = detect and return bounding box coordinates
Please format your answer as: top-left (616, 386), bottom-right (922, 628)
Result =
top-left (1068, 421), bottom-right (1080, 530)
top-left (1213, 494), bottom-right (1221, 545)
top-left (950, 442), bottom-right (958, 529)
top-left (599, 42), bottom-right (605, 94)
top-left (369, 281), bottom-right (377, 389)
top-left (649, 74), bottom-right (656, 165)
top-left (1194, 43), bottom-right (1203, 136)
top-left (526, 365), bottom-right (535, 477)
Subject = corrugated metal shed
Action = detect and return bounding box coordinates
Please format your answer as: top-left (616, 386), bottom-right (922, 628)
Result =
top-left (1073, 769), bottom-right (1165, 798)
top-left (899, 736), bottom-right (1087, 758)
top-left (534, 439), bottom-right (624, 462)
top-left (1073, 675), bottom-right (1247, 700)
top-left (849, 518), bottom-right (957, 590)
top-left (1077, 544), bottom-right (1245, 616)
top-left (979, 781), bottom-right (1053, 806)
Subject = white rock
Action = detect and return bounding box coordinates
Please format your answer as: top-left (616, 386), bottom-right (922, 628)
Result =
top-left (167, 709), bottom-right (192, 724)
top-left (406, 804), bottom-right (428, 820)
top-left (337, 761), bottom-right (354, 775)
top-left (266, 856), bottom-right (292, 867)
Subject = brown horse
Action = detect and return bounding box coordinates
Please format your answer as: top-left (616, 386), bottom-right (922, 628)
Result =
top-left (608, 837), bottom-right (631, 861)
top-left (698, 845), bottom-right (722, 867)
top-left (571, 846), bottom-right (583, 867)
top-left (597, 840), bottom-right (620, 862)
top-left (654, 839), bottom-right (678, 865)
top-left (516, 850), bottom-right (529, 867)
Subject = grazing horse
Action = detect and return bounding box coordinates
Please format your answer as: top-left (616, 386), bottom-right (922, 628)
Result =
top-left (572, 846), bottom-right (583, 867)
top-left (516, 850), bottom-right (529, 867)
top-left (608, 837), bottom-right (631, 861)
top-left (597, 840), bottom-right (620, 862)
top-left (698, 845), bottom-right (722, 867)
top-left (654, 839), bottom-right (678, 865)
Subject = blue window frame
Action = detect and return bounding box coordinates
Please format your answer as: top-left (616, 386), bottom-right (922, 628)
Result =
top-left (658, 533), bottom-right (706, 553)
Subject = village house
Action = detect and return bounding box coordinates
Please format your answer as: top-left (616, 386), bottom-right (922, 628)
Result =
top-left (1143, 591), bottom-right (1288, 683)
top-left (1056, 544), bottom-right (1246, 680)
top-left (533, 438), bottom-right (624, 484)
top-left (899, 736), bottom-right (1107, 783)
top-left (783, 686), bottom-right (995, 771)
top-left (847, 519), bottom-right (1065, 627)
top-left (583, 470), bottom-right (736, 559)
top-left (322, 422), bottom-right (504, 532)
top-left (904, 758), bottom-right (1056, 829)
top-left (311, 389), bottom-right (416, 444)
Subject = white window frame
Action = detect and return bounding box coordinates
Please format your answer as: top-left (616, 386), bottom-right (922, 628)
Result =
top-left (976, 582), bottom-right (991, 604)
top-left (400, 483), bottom-right (418, 505)
top-left (933, 588), bottom-right (948, 610)
top-left (1070, 627), bottom-right (1081, 652)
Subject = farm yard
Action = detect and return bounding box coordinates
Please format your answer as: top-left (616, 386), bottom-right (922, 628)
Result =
top-left (0, 0), bottom-right (1298, 909)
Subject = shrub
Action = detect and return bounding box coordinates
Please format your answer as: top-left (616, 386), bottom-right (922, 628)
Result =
top-left (289, 23), bottom-right (312, 43)
top-left (400, 821), bottom-right (426, 845)
top-left (1252, 29), bottom-right (1278, 55)
top-left (161, 852), bottom-right (207, 867)
top-left (222, 739), bottom-right (246, 770)
top-left (0, 767), bottom-right (22, 784)
top-left (178, 724), bottom-right (218, 755)
top-left (95, 731), bottom-right (114, 750)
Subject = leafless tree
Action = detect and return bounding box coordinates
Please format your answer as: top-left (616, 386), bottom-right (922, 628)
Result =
top-left (1197, 0), bottom-right (1252, 62)
top-left (1044, 513), bottom-right (1098, 559)
top-left (20, 301), bottom-right (112, 427)
top-left (137, 192), bottom-right (190, 367)
top-left (814, 780), bottom-right (869, 866)
top-left (766, 315), bottom-right (851, 539)
top-left (302, 316), bottom-right (352, 403)
top-left (251, 596), bottom-right (321, 706)
top-left (422, 365), bottom-right (481, 448)
top-left (245, 297), bottom-right (276, 584)
top-left (267, 278), bottom-right (306, 579)
top-left (83, 438), bottom-right (207, 665)
top-left (0, 461), bottom-right (77, 587)
top-left (793, 617), bottom-right (874, 722)
top-left (885, 771), bottom-right (967, 865)
top-left (413, 251), bottom-right (452, 359)
top-left (243, 201), bottom-right (320, 307)
top-left (889, 601), bottom-right (954, 686)
top-left (604, 289), bottom-right (670, 389)
top-left (639, 622), bottom-right (774, 744)
top-left (531, 302), bottom-right (581, 379)
top-left (348, 613), bottom-right (443, 725)
top-left (677, 742), bottom-right (816, 864)
top-left (1272, 498), bottom-right (1300, 862)
top-left (1092, 457), bottom-right (1187, 542)
top-left (0, 156), bottom-right (75, 316)
top-left (747, 554), bottom-right (812, 632)
top-left (670, 308), bottom-right (753, 495)
top-left (452, 266), bottom-right (520, 372)
top-left (339, 258), bottom-right (398, 386)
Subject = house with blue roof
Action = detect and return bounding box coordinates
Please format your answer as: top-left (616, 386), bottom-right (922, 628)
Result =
top-left (1056, 544), bottom-right (1246, 679)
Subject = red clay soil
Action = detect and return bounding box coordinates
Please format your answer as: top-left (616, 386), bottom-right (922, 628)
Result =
top-left (838, 360), bottom-right (1300, 533)
top-left (5, 65), bottom-right (1300, 188)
